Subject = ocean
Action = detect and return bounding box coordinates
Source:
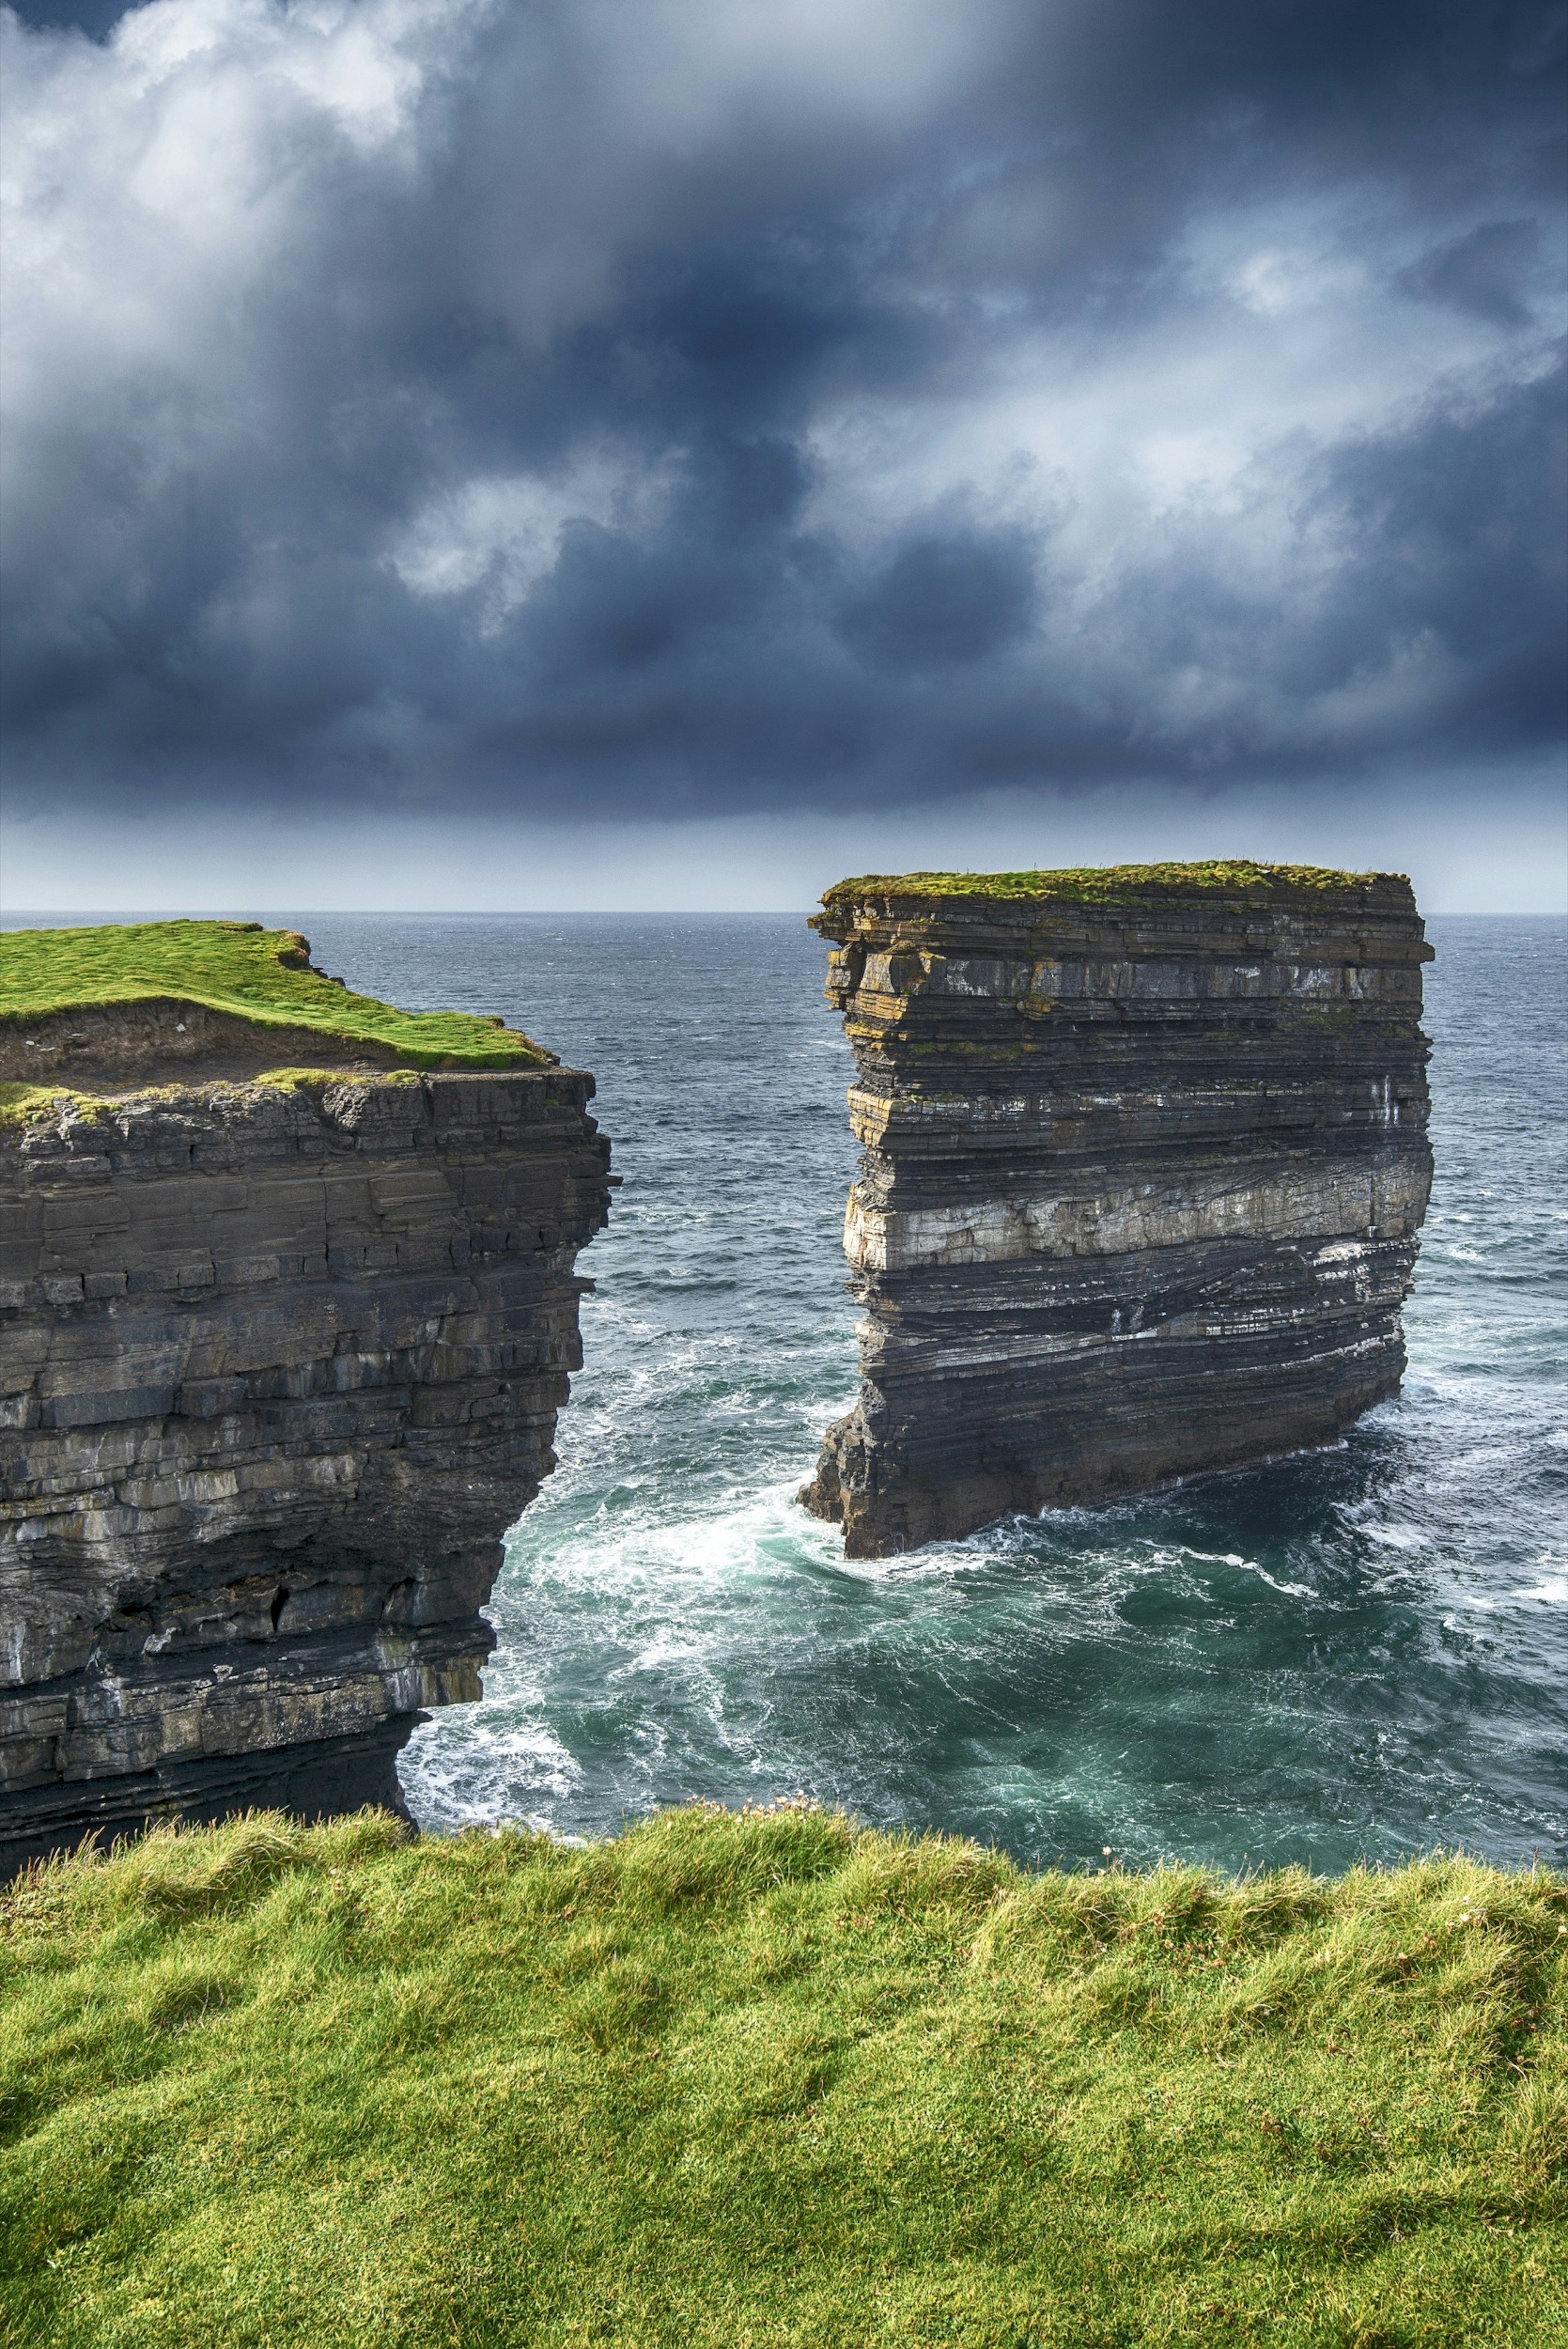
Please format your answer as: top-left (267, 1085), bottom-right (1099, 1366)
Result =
top-left (13, 909), bottom-right (1566, 1871)
top-left (285, 909), bottom-right (1566, 1875)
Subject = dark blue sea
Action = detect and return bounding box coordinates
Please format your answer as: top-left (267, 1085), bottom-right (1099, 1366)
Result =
top-left (13, 911), bottom-right (1567, 1870)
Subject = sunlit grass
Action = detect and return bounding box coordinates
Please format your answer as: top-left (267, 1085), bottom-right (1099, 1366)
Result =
top-left (2, 1805), bottom-right (1561, 2347)
top-left (0, 920), bottom-right (549, 1070)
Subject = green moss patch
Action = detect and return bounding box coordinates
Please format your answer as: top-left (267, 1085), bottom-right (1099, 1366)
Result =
top-left (2, 1807), bottom-right (1561, 2347)
top-left (0, 1081), bottom-right (73, 1129)
top-left (0, 1068), bottom-right (437, 1132)
top-left (818, 860), bottom-right (1402, 915)
top-left (0, 921), bottom-right (550, 1070)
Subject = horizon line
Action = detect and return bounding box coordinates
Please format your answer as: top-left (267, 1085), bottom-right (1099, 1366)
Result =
top-left (3, 905), bottom-right (1564, 923)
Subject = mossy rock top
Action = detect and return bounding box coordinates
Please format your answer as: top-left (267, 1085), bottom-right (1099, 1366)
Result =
top-left (816, 860), bottom-right (1414, 916)
top-left (0, 919), bottom-right (552, 1071)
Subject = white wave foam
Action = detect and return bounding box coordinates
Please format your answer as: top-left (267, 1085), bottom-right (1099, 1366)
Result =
top-left (1237, 1563), bottom-right (1315, 1598)
top-left (508, 1470), bottom-right (847, 1604)
top-left (401, 1710), bottom-right (584, 1831)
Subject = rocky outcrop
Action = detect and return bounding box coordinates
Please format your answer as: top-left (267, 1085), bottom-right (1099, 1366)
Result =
top-left (800, 864), bottom-right (1433, 1557)
top-left (1, 1065), bottom-right (611, 1872)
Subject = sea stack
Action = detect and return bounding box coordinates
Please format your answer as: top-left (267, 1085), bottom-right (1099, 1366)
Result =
top-left (800, 862), bottom-right (1433, 1558)
top-left (0, 924), bottom-right (612, 1872)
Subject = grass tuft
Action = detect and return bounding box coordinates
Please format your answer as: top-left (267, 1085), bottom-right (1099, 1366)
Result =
top-left (815, 859), bottom-right (1407, 916)
top-left (1, 1808), bottom-right (1562, 2347)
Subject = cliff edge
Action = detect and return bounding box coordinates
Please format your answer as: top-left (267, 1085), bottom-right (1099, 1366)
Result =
top-left (800, 862), bottom-right (1433, 1557)
top-left (0, 924), bottom-right (612, 1871)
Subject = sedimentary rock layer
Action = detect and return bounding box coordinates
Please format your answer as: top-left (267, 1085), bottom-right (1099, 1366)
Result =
top-left (800, 865), bottom-right (1433, 1557)
top-left (1, 1068), bottom-right (611, 1870)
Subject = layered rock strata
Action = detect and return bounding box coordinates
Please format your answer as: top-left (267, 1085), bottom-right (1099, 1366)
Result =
top-left (1, 1065), bottom-right (611, 1872)
top-left (801, 865), bottom-right (1433, 1558)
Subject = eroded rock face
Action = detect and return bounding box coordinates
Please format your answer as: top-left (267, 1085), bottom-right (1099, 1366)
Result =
top-left (0, 1070), bottom-right (611, 1870)
top-left (0, 997), bottom-right (418, 1090)
top-left (800, 871), bottom-right (1433, 1557)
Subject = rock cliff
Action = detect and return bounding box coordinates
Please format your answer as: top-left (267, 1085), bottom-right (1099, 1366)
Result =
top-left (2, 1041), bottom-right (611, 1872)
top-left (800, 863), bottom-right (1433, 1557)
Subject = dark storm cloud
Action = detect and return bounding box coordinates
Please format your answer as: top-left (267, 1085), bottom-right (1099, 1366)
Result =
top-left (1, 0), bottom-right (1563, 820)
top-left (840, 533), bottom-right (1040, 674)
top-left (1396, 221), bottom-right (1546, 328)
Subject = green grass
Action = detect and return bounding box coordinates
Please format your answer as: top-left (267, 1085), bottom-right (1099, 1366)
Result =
top-left (0, 922), bottom-right (550, 1070)
top-left (2, 1808), bottom-right (1562, 2348)
top-left (817, 861), bottom-right (1399, 913)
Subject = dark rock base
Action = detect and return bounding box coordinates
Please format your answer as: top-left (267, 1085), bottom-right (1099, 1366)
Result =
top-left (0, 1718), bottom-right (421, 1881)
top-left (803, 1350), bottom-right (1404, 1557)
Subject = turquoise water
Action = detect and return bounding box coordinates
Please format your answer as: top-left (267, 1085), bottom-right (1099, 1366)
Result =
top-left (14, 909), bottom-right (1560, 1869)
top-left (281, 911), bottom-right (1565, 1873)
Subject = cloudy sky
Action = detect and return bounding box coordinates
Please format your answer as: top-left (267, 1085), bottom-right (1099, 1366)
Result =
top-left (2, 0), bottom-right (1563, 909)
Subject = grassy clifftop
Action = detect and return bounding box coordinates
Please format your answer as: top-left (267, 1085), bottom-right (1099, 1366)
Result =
top-left (816, 860), bottom-right (1404, 916)
top-left (0, 920), bottom-right (550, 1071)
top-left (2, 1806), bottom-right (1561, 2347)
